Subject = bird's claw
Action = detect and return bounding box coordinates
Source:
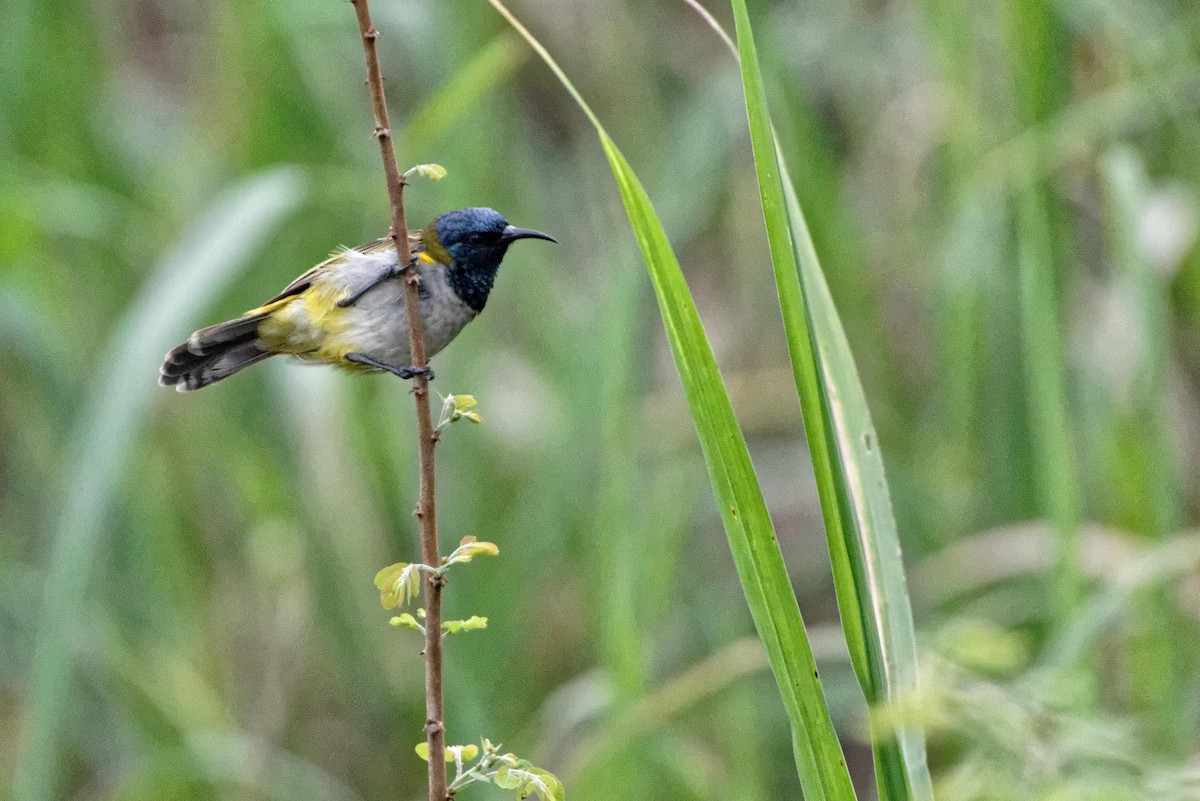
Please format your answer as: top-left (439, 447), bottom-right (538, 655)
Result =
top-left (396, 365), bottom-right (434, 381)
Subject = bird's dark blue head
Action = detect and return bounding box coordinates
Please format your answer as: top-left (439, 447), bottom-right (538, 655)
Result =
top-left (424, 207), bottom-right (556, 312)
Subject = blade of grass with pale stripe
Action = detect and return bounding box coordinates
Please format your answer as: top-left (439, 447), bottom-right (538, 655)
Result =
top-left (727, 2), bottom-right (933, 799)
top-left (486, 2), bottom-right (856, 798)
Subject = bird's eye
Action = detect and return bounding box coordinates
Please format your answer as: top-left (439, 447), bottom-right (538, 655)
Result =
top-left (467, 233), bottom-right (485, 245)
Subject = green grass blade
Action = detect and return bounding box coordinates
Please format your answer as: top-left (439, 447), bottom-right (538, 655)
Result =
top-left (1014, 181), bottom-right (1084, 623)
top-left (399, 32), bottom-right (527, 156)
top-left (1098, 147), bottom-right (1185, 745)
top-left (12, 167), bottom-right (306, 801)
top-left (727, 2), bottom-right (932, 799)
top-left (601, 119), bottom-right (859, 801)
top-left (487, 3), bottom-right (856, 797)
top-left (1098, 148), bottom-right (1177, 541)
top-left (779, 159), bottom-right (933, 801)
top-left (1007, 0), bottom-right (1083, 629)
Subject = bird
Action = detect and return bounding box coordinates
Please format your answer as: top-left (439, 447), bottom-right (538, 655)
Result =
top-left (159, 207), bottom-right (555, 392)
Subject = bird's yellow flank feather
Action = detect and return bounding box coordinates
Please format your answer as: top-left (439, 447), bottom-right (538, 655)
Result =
top-left (254, 280), bottom-right (356, 361)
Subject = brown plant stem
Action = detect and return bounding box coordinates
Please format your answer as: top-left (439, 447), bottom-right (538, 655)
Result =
top-left (348, 2), bottom-right (447, 800)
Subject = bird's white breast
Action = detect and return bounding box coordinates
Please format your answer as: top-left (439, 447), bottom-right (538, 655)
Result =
top-left (334, 248), bottom-right (478, 367)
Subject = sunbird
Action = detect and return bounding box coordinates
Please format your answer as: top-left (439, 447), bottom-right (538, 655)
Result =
top-left (160, 207), bottom-right (555, 391)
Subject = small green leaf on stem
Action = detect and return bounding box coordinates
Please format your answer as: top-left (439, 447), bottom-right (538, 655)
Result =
top-left (437, 393), bottom-right (485, 431)
top-left (447, 743), bottom-right (480, 769)
top-left (494, 766), bottom-right (564, 801)
top-left (416, 742), bottom-right (479, 762)
top-left (389, 613), bottom-right (424, 633)
top-left (442, 615), bottom-right (488, 635)
top-left (444, 535), bottom-right (500, 567)
top-left (451, 393), bottom-right (478, 412)
top-left (404, 163), bottom-right (448, 182)
top-left (375, 562), bottom-right (422, 609)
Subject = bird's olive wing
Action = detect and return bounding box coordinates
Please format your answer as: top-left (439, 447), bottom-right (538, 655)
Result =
top-left (258, 236), bottom-right (409, 307)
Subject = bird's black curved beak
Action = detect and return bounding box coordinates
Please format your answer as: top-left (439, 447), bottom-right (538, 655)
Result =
top-left (501, 225), bottom-right (557, 244)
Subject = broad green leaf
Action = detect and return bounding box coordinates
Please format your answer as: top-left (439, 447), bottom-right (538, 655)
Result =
top-left (487, 2), bottom-right (856, 798)
top-left (728, 2), bottom-right (932, 799)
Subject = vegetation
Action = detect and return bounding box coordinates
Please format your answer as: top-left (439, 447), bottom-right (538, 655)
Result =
top-left (3, 1), bottom-right (1199, 800)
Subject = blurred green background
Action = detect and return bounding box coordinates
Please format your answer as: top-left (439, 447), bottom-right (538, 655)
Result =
top-left (3, 0), bottom-right (1200, 799)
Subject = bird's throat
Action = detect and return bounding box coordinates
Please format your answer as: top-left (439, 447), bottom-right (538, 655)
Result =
top-left (446, 264), bottom-right (500, 313)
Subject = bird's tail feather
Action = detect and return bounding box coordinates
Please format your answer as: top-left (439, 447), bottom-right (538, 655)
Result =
top-left (160, 311), bottom-right (275, 392)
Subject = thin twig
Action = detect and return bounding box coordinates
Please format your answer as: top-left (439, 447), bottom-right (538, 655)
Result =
top-left (347, 2), bottom-right (447, 800)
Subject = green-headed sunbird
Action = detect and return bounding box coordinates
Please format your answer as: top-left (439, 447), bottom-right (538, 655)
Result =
top-left (159, 207), bottom-right (555, 391)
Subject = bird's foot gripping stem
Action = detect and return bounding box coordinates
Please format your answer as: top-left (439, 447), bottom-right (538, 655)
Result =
top-left (345, 352), bottom-right (434, 381)
top-left (394, 365), bottom-right (434, 381)
top-left (337, 255), bottom-right (419, 308)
